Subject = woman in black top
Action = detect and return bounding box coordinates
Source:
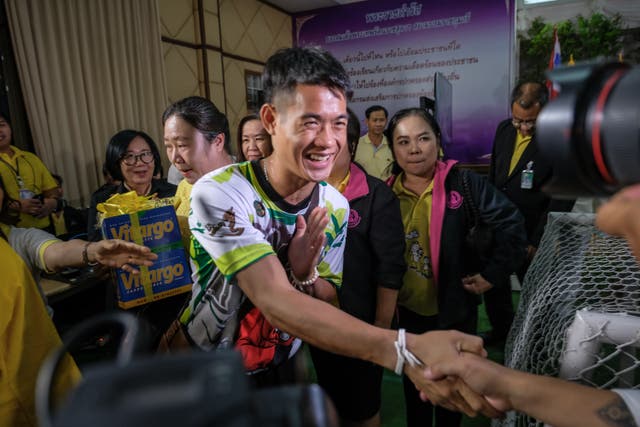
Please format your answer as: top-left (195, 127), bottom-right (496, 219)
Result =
top-left (87, 129), bottom-right (176, 241)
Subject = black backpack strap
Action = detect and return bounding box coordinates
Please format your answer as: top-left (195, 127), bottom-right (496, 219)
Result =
top-left (458, 169), bottom-right (478, 229)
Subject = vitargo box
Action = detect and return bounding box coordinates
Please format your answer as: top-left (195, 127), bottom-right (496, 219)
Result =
top-left (101, 205), bottom-right (191, 309)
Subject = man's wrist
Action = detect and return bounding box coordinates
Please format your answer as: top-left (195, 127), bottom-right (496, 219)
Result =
top-left (290, 267), bottom-right (319, 288)
top-left (82, 242), bottom-right (100, 266)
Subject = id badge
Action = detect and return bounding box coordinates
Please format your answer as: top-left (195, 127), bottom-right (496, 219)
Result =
top-left (521, 161), bottom-right (534, 189)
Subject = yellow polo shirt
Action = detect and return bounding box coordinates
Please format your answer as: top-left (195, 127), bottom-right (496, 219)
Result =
top-left (0, 237), bottom-right (80, 427)
top-left (0, 146), bottom-right (58, 229)
top-left (173, 179), bottom-right (193, 250)
top-left (392, 175), bottom-right (438, 316)
top-left (354, 134), bottom-right (394, 181)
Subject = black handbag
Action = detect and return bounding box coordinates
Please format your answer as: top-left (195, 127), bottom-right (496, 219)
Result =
top-left (459, 170), bottom-right (494, 273)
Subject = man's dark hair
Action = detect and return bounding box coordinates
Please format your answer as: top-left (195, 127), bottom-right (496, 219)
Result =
top-left (162, 96), bottom-right (231, 153)
top-left (262, 47), bottom-right (351, 105)
top-left (365, 105), bottom-right (388, 119)
top-left (105, 129), bottom-right (163, 182)
top-left (511, 82), bottom-right (549, 109)
top-left (346, 108), bottom-right (360, 158)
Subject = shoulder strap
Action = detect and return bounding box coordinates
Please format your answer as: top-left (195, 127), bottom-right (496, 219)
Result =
top-left (459, 169), bottom-right (479, 228)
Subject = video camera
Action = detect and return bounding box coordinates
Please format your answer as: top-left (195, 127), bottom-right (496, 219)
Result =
top-left (37, 313), bottom-right (338, 427)
top-left (537, 61), bottom-right (639, 197)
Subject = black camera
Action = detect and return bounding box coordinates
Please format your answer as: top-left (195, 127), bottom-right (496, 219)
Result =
top-left (37, 313), bottom-right (338, 427)
top-left (536, 61), bottom-right (639, 197)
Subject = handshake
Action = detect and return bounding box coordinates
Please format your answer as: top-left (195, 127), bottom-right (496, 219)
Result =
top-left (405, 185), bottom-right (640, 427)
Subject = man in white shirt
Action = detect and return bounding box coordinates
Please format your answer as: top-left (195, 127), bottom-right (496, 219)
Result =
top-left (354, 105), bottom-right (393, 180)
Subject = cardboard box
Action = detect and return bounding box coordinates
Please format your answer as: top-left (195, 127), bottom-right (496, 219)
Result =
top-left (101, 205), bottom-right (191, 309)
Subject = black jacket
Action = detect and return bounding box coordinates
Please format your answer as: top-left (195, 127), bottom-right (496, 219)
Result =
top-left (337, 163), bottom-right (406, 324)
top-left (489, 119), bottom-right (574, 246)
top-left (391, 162), bottom-right (527, 328)
top-left (441, 166), bottom-right (526, 327)
top-left (87, 179), bottom-right (177, 241)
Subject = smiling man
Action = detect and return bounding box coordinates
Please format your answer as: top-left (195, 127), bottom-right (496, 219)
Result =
top-left (170, 48), bottom-right (495, 417)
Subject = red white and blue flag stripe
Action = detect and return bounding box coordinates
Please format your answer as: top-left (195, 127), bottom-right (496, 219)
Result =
top-left (546, 29), bottom-right (562, 99)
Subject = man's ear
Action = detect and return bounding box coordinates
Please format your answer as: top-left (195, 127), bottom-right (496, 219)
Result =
top-left (261, 103), bottom-right (277, 135)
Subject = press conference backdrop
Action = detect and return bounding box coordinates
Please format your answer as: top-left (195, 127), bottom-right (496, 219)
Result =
top-left (294, 0), bottom-right (515, 164)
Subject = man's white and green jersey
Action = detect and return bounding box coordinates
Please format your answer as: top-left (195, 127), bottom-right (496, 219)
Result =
top-left (181, 161), bottom-right (349, 350)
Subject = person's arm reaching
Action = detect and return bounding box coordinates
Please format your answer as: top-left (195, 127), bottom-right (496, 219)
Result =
top-left (235, 254), bottom-right (501, 418)
top-left (42, 239), bottom-right (157, 274)
top-left (424, 353), bottom-right (636, 427)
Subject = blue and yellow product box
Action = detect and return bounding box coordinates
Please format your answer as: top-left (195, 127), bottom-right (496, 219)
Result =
top-left (101, 205), bottom-right (191, 309)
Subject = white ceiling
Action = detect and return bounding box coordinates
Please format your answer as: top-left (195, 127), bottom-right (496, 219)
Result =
top-left (262, 0), bottom-right (366, 14)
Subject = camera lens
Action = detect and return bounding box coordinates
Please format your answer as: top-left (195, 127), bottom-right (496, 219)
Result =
top-left (537, 62), bottom-right (640, 197)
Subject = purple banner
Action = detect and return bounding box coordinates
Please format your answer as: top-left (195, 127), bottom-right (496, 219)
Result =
top-left (294, 0), bottom-right (515, 164)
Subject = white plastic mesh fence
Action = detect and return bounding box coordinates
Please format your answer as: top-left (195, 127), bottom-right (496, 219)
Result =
top-left (496, 212), bottom-right (640, 427)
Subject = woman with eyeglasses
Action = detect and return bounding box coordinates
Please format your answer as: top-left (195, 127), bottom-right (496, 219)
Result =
top-left (235, 114), bottom-right (273, 162)
top-left (87, 130), bottom-right (176, 241)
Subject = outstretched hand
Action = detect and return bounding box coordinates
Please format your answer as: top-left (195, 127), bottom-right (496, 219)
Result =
top-left (287, 207), bottom-right (328, 280)
top-left (404, 330), bottom-right (503, 418)
top-left (89, 239), bottom-right (158, 274)
top-left (424, 351), bottom-right (514, 414)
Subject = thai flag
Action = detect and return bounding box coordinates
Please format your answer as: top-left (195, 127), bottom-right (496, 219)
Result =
top-left (546, 28), bottom-right (561, 99)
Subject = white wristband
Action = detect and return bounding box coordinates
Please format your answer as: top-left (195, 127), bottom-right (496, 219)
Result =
top-left (394, 328), bottom-right (423, 375)
top-left (290, 267), bottom-right (319, 288)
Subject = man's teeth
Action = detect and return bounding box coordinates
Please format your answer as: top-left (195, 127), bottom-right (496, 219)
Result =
top-left (309, 154), bottom-right (329, 161)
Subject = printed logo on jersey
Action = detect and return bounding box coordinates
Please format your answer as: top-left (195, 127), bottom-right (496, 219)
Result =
top-left (205, 207), bottom-right (245, 236)
top-left (254, 200), bottom-right (266, 217)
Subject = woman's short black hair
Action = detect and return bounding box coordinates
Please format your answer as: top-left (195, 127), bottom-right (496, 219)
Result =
top-left (104, 129), bottom-right (162, 182)
top-left (384, 108), bottom-right (442, 176)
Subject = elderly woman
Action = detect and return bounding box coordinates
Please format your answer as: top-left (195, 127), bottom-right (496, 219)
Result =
top-left (385, 108), bottom-right (527, 427)
top-left (87, 129), bottom-right (176, 241)
top-left (235, 114), bottom-right (273, 162)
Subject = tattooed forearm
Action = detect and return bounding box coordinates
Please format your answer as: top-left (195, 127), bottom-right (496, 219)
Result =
top-left (597, 396), bottom-right (637, 427)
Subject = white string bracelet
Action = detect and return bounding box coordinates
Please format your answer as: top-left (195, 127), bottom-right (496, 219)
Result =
top-left (290, 267), bottom-right (319, 288)
top-left (394, 328), bottom-right (423, 375)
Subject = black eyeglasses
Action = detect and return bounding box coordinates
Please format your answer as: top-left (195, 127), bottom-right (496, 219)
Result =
top-left (511, 118), bottom-right (536, 130)
top-left (121, 151), bottom-right (154, 166)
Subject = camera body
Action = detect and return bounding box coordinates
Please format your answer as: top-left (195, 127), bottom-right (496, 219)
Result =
top-left (52, 351), bottom-right (337, 427)
top-left (537, 61), bottom-right (640, 197)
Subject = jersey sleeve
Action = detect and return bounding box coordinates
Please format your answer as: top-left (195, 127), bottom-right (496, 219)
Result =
top-left (189, 169), bottom-right (273, 279)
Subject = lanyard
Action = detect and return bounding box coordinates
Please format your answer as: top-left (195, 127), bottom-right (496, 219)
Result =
top-left (0, 155), bottom-right (31, 189)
